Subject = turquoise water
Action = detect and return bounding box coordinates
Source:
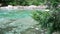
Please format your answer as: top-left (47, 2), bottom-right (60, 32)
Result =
top-left (0, 10), bottom-right (38, 34)
top-left (0, 10), bottom-right (31, 19)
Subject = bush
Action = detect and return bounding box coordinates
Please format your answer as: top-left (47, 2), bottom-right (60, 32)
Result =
top-left (0, 0), bottom-right (44, 6)
top-left (31, 10), bottom-right (60, 34)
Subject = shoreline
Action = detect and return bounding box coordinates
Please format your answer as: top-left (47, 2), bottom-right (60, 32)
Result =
top-left (0, 5), bottom-right (47, 10)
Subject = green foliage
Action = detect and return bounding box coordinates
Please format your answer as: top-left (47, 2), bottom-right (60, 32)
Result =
top-left (32, 10), bottom-right (60, 34)
top-left (31, 0), bottom-right (60, 34)
top-left (46, 0), bottom-right (60, 9)
top-left (0, 0), bottom-right (44, 6)
top-left (31, 10), bottom-right (54, 28)
top-left (0, 0), bottom-right (60, 6)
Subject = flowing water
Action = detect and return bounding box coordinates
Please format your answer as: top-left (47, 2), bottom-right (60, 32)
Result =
top-left (0, 9), bottom-right (39, 34)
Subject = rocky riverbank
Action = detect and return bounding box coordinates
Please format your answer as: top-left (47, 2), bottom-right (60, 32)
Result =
top-left (0, 5), bottom-right (47, 10)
